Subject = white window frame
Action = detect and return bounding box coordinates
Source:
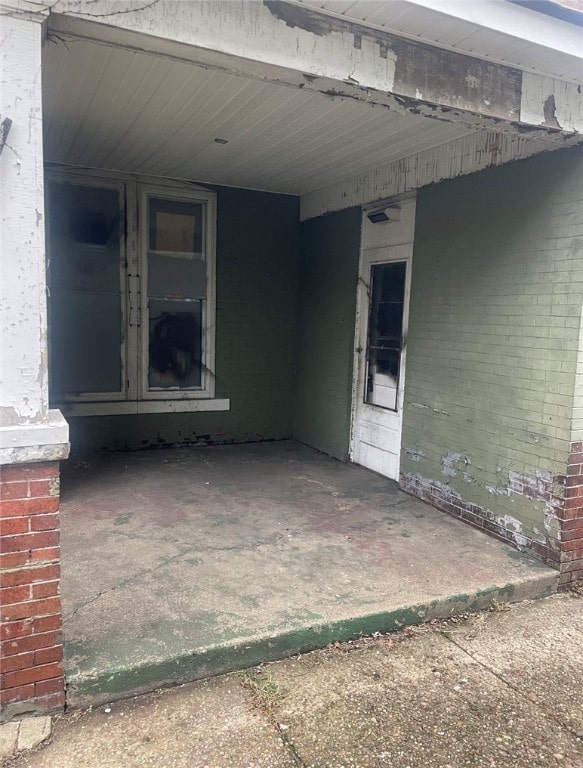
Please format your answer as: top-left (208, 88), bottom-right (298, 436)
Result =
top-left (138, 183), bottom-right (217, 401)
top-left (46, 167), bottom-right (228, 417)
top-left (46, 172), bottom-right (129, 404)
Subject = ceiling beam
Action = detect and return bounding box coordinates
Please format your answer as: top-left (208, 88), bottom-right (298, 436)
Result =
top-left (45, 4), bottom-right (582, 144)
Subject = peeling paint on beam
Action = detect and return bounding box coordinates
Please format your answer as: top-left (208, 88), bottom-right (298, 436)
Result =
top-left (521, 72), bottom-right (583, 132)
top-left (45, 15), bottom-right (577, 156)
top-left (265, 0), bottom-right (522, 123)
top-left (300, 129), bottom-right (581, 220)
top-left (264, 0), bottom-right (338, 37)
top-left (391, 36), bottom-right (521, 124)
top-left (44, 1), bottom-right (582, 136)
top-left (263, 1), bottom-right (577, 131)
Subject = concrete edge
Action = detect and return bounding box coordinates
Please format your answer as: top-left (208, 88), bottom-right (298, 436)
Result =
top-left (64, 572), bottom-right (558, 709)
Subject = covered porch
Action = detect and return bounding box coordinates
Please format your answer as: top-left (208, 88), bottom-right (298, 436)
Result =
top-left (42, 12), bottom-right (580, 706)
top-left (60, 440), bottom-right (557, 707)
top-left (2, 0), bottom-right (582, 719)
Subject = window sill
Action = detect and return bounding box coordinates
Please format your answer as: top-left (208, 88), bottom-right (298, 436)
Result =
top-left (56, 399), bottom-right (230, 417)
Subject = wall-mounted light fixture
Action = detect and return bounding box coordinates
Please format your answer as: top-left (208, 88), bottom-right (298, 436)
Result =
top-left (366, 205), bottom-right (400, 224)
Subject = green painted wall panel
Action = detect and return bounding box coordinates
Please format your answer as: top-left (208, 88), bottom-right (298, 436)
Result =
top-left (66, 186), bottom-right (300, 452)
top-left (294, 208), bottom-right (361, 461)
top-left (401, 146), bottom-right (583, 553)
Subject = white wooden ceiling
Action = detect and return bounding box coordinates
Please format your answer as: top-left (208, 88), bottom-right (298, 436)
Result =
top-left (42, 36), bottom-right (472, 196)
top-left (295, 0), bottom-right (583, 83)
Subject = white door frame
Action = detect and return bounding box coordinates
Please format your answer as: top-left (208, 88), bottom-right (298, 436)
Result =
top-left (349, 196), bottom-right (416, 480)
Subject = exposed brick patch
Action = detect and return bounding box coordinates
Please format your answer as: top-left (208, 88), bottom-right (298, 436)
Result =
top-left (0, 462), bottom-right (65, 717)
top-left (400, 472), bottom-right (561, 568)
top-left (402, 443), bottom-right (583, 587)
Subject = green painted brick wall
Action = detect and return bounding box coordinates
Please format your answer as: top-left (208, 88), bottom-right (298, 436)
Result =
top-left (66, 186), bottom-right (300, 452)
top-left (293, 208), bottom-right (361, 461)
top-left (401, 145), bottom-right (583, 556)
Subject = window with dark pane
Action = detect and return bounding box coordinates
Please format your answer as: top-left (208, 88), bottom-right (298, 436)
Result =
top-left (365, 261), bottom-right (407, 410)
top-left (48, 182), bottom-right (123, 397)
top-left (147, 197), bottom-right (205, 390)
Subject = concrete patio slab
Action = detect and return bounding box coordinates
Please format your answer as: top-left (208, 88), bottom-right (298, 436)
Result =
top-left (60, 441), bottom-right (558, 707)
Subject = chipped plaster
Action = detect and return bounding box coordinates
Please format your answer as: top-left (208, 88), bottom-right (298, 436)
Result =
top-left (0, 13), bottom-right (49, 425)
top-left (0, 13), bottom-right (68, 460)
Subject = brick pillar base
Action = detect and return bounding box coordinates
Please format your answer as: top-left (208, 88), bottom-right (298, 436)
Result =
top-left (0, 462), bottom-right (64, 719)
top-left (560, 443), bottom-right (583, 588)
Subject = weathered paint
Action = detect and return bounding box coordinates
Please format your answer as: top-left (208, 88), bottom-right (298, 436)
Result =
top-left (66, 186), bottom-right (299, 452)
top-left (294, 208), bottom-right (361, 461)
top-left (265, 0), bottom-right (526, 124)
top-left (37, 1), bottom-right (583, 225)
top-left (0, 15), bottom-right (47, 425)
top-left (390, 33), bottom-right (521, 122)
top-left (39, 0), bottom-right (582, 136)
top-left (0, 411), bottom-right (70, 465)
top-left (0, 13), bottom-right (70, 461)
top-left (300, 129), bottom-right (576, 220)
top-left (521, 72), bottom-right (583, 133)
top-left (350, 200), bottom-right (416, 480)
top-left (400, 145), bottom-right (583, 565)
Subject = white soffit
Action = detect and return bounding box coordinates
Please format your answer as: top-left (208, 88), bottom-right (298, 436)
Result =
top-left (43, 36), bottom-right (473, 196)
top-left (294, 0), bottom-right (583, 83)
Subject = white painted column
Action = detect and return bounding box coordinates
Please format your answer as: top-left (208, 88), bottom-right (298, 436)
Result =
top-left (0, 12), bottom-right (68, 463)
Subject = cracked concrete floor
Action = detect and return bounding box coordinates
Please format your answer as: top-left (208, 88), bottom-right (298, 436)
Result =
top-left (5, 595), bottom-right (583, 768)
top-left (59, 441), bottom-right (557, 705)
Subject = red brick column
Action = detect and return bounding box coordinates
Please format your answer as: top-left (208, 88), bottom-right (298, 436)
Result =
top-left (560, 442), bottom-right (583, 588)
top-left (0, 462), bottom-right (64, 717)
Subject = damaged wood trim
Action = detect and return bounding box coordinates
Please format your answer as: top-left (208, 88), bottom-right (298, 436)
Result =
top-left (299, 130), bottom-right (582, 220)
top-left (46, 13), bottom-right (580, 143)
top-left (263, 0), bottom-right (572, 131)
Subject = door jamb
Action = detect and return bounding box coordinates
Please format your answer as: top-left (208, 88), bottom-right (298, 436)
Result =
top-left (349, 194), bottom-right (416, 466)
top-left (348, 208), bottom-right (367, 463)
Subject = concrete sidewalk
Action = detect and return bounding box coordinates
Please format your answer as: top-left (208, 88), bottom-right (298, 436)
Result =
top-left (4, 593), bottom-right (583, 768)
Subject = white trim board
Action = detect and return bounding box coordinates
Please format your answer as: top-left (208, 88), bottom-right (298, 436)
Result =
top-left (300, 129), bottom-right (573, 220)
top-left (56, 399), bottom-right (231, 418)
